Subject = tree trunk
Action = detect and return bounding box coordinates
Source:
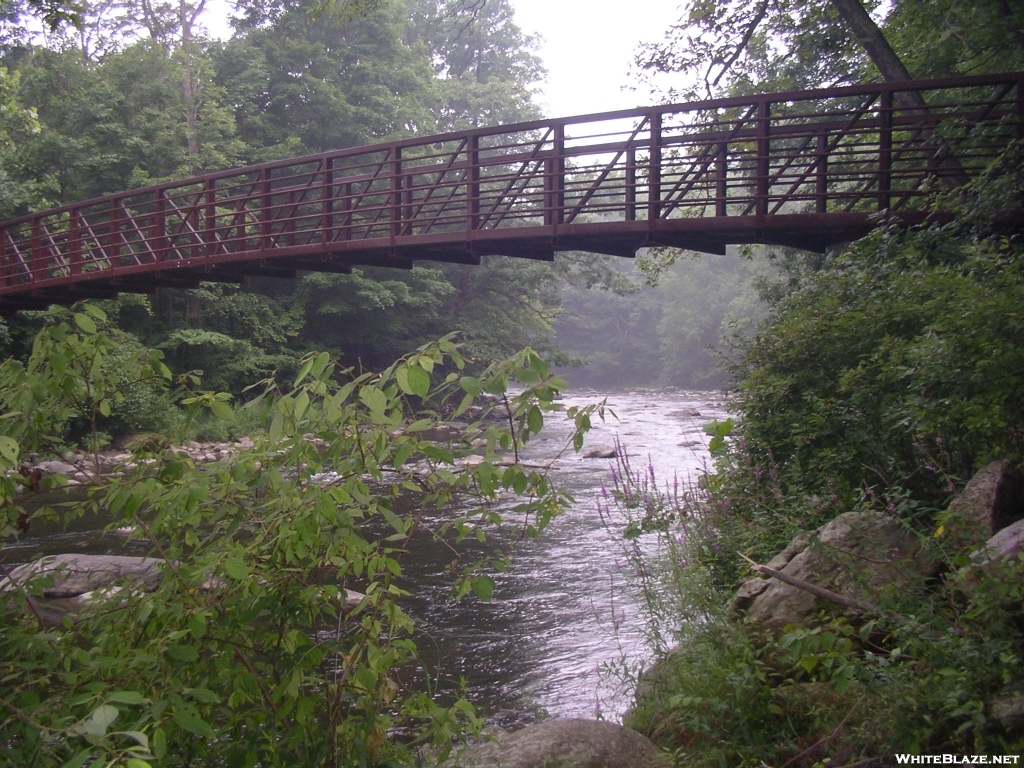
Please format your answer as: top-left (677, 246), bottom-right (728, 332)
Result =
top-left (828, 0), bottom-right (914, 83)
top-left (179, 0), bottom-right (206, 166)
top-left (828, 0), bottom-right (968, 187)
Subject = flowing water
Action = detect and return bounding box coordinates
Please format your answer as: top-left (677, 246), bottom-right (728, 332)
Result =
top-left (400, 388), bottom-right (727, 727)
top-left (2, 388), bottom-right (726, 726)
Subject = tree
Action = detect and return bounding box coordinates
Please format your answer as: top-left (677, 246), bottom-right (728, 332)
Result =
top-left (409, 0), bottom-right (545, 129)
top-left (635, 0), bottom-right (1024, 100)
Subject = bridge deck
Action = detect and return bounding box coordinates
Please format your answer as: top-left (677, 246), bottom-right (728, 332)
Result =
top-left (1, 72), bottom-right (1021, 311)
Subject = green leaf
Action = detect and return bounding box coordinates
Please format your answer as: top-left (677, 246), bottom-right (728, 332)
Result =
top-left (359, 386), bottom-right (387, 415)
top-left (74, 313), bottom-right (97, 334)
top-left (453, 392), bottom-right (475, 418)
top-left (528, 352), bottom-right (549, 379)
top-left (173, 709), bottom-right (213, 738)
top-left (0, 436), bottom-right (18, 463)
top-left (395, 365), bottom-right (413, 395)
top-left (61, 749), bottom-right (92, 768)
top-left (471, 575), bottom-right (496, 602)
top-left (294, 356), bottom-right (315, 388)
top-left (126, 759), bottom-right (152, 768)
top-left (153, 728), bottom-right (167, 760)
top-left (406, 364), bottom-right (430, 399)
top-left (107, 691), bottom-right (148, 705)
top-left (189, 687), bottom-right (220, 704)
top-left (269, 411), bottom-right (285, 442)
top-left (527, 406), bottom-right (543, 434)
top-left (167, 645), bottom-right (199, 663)
top-left (117, 730), bottom-right (149, 748)
top-left (293, 391), bottom-right (310, 421)
top-left (98, 400), bottom-right (111, 417)
top-left (392, 443), bottom-right (412, 469)
top-left (82, 304), bottom-right (107, 321)
top-left (209, 399), bottom-right (234, 421)
top-left (80, 704), bottom-right (119, 737)
top-left (224, 558), bottom-right (248, 580)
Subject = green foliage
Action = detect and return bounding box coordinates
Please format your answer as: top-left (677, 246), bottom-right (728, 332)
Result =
top-left (723, 226), bottom-right (1024, 534)
top-left (635, 0), bottom-right (1024, 101)
top-left (0, 304), bottom-right (172, 463)
top-left (607, 443), bottom-right (1024, 763)
top-left (0, 315), bottom-right (597, 766)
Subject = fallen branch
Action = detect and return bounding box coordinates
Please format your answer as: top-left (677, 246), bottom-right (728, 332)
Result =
top-left (737, 551), bottom-right (879, 615)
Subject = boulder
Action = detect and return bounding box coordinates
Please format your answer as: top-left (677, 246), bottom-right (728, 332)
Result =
top-left (942, 459), bottom-right (1024, 551)
top-left (733, 511), bottom-right (935, 634)
top-left (34, 460), bottom-right (79, 476)
top-left (954, 517), bottom-right (1024, 595)
top-left (990, 691), bottom-right (1024, 727)
top-left (583, 446), bottom-right (616, 459)
top-left (443, 719), bottom-right (668, 768)
top-left (0, 554), bottom-right (164, 598)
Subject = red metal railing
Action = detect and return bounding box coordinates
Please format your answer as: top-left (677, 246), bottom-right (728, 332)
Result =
top-left (1, 72), bottom-right (1021, 310)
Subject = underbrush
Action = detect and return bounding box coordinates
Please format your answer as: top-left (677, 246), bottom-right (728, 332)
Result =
top-left (607, 450), bottom-right (1024, 765)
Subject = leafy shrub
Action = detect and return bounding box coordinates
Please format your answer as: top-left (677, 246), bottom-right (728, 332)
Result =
top-left (0, 313), bottom-right (598, 767)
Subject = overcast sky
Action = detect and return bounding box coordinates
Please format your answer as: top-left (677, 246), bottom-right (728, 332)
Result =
top-left (201, 0), bottom-right (686, 118)
top-left (505, 0), bottom-right (683, 117)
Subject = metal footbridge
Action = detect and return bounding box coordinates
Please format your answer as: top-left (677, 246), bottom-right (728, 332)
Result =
top-left (1, 72), bottom-right (1021, 312)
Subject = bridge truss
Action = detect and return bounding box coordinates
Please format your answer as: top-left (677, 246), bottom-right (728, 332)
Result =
top-left (1, 72), bottom-right (1021, 311)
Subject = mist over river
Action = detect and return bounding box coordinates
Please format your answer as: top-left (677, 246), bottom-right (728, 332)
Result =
top-left (401, 387), bottom-right (727, 727)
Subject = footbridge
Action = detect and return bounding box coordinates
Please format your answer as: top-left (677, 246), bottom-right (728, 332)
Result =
top-left (1, 72), bottom-right (1021, 312)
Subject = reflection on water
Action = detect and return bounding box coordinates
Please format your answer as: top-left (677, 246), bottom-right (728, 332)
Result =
top-left (2, 387), bottom-right (724, 726)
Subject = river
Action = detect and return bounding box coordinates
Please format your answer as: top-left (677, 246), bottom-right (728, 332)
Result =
top-left (2, 387), bottom-right (725, 728)
top-left (400, 387), bottom-right (726, 728)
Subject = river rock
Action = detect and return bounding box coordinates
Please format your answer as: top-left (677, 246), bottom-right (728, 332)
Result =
top-left (942, 459), bottom-right (1024, 551)
top-left (0, 554), bottom-right (164, 598)
top-left (732, 510), bottom-right (935, 634)
top-left (583, 446), bottom-right (616, 459)
top-left (443, 719), bottom-right (669, 768)
top-left (667, 409), bottom-right (701, 418)
top-left (990, 691), bottom-right (1024, 726)
top-left (35, 460), bottom-right (79, 476)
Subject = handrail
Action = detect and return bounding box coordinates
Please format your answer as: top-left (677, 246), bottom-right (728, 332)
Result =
top-left (1, 72), bottom-right (1021, 310)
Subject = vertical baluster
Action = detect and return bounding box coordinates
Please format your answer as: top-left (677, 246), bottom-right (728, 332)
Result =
top-left (69, 210), bottom-right (81, 276)
top-left (233, 197), bottom-right (246, 254)
top-left (206, 179), bottom-right (217, 258)
top-left (391, 146), bottom-right (402, 240)
top-left (343, 181), bottom-right (353, 241)
top-left (109, 200), bottom-right (122, 267)
top-left (286, 189), bottom-right (297, 247)
top-left (625, 147), bottom-right (636, 222)
top-left (153, 189), bottom-right (166, 262)
top-left (404, 170), bottom-right (414, 234)
top-left (879, 89), bottom-right (893, 211)
top-left (322, 158), bottom-right (334, 247)
top-left (756, 99), bottom-right (770, 217)
top-left (816, 130), bottom-right (828, 214)
top-left (260, 168), bottom-right (273, 252)
top-left (648, 111), bottom-right (662, 223)
top-left (715, 142), bottom-right (728, 217)
top-left (553, 123), bottom-right (565, 227)
top-left (468, 134), bottom-right (480, 233)
top-left (31, 219), bottom-right (40, 283)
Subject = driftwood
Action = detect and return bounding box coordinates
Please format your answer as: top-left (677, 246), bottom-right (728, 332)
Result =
top-left (737, 551), bottom-right (880, 615)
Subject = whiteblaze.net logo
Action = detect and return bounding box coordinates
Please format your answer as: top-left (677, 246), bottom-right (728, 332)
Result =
top-left (895, 757), bottom-right (1020, 765)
